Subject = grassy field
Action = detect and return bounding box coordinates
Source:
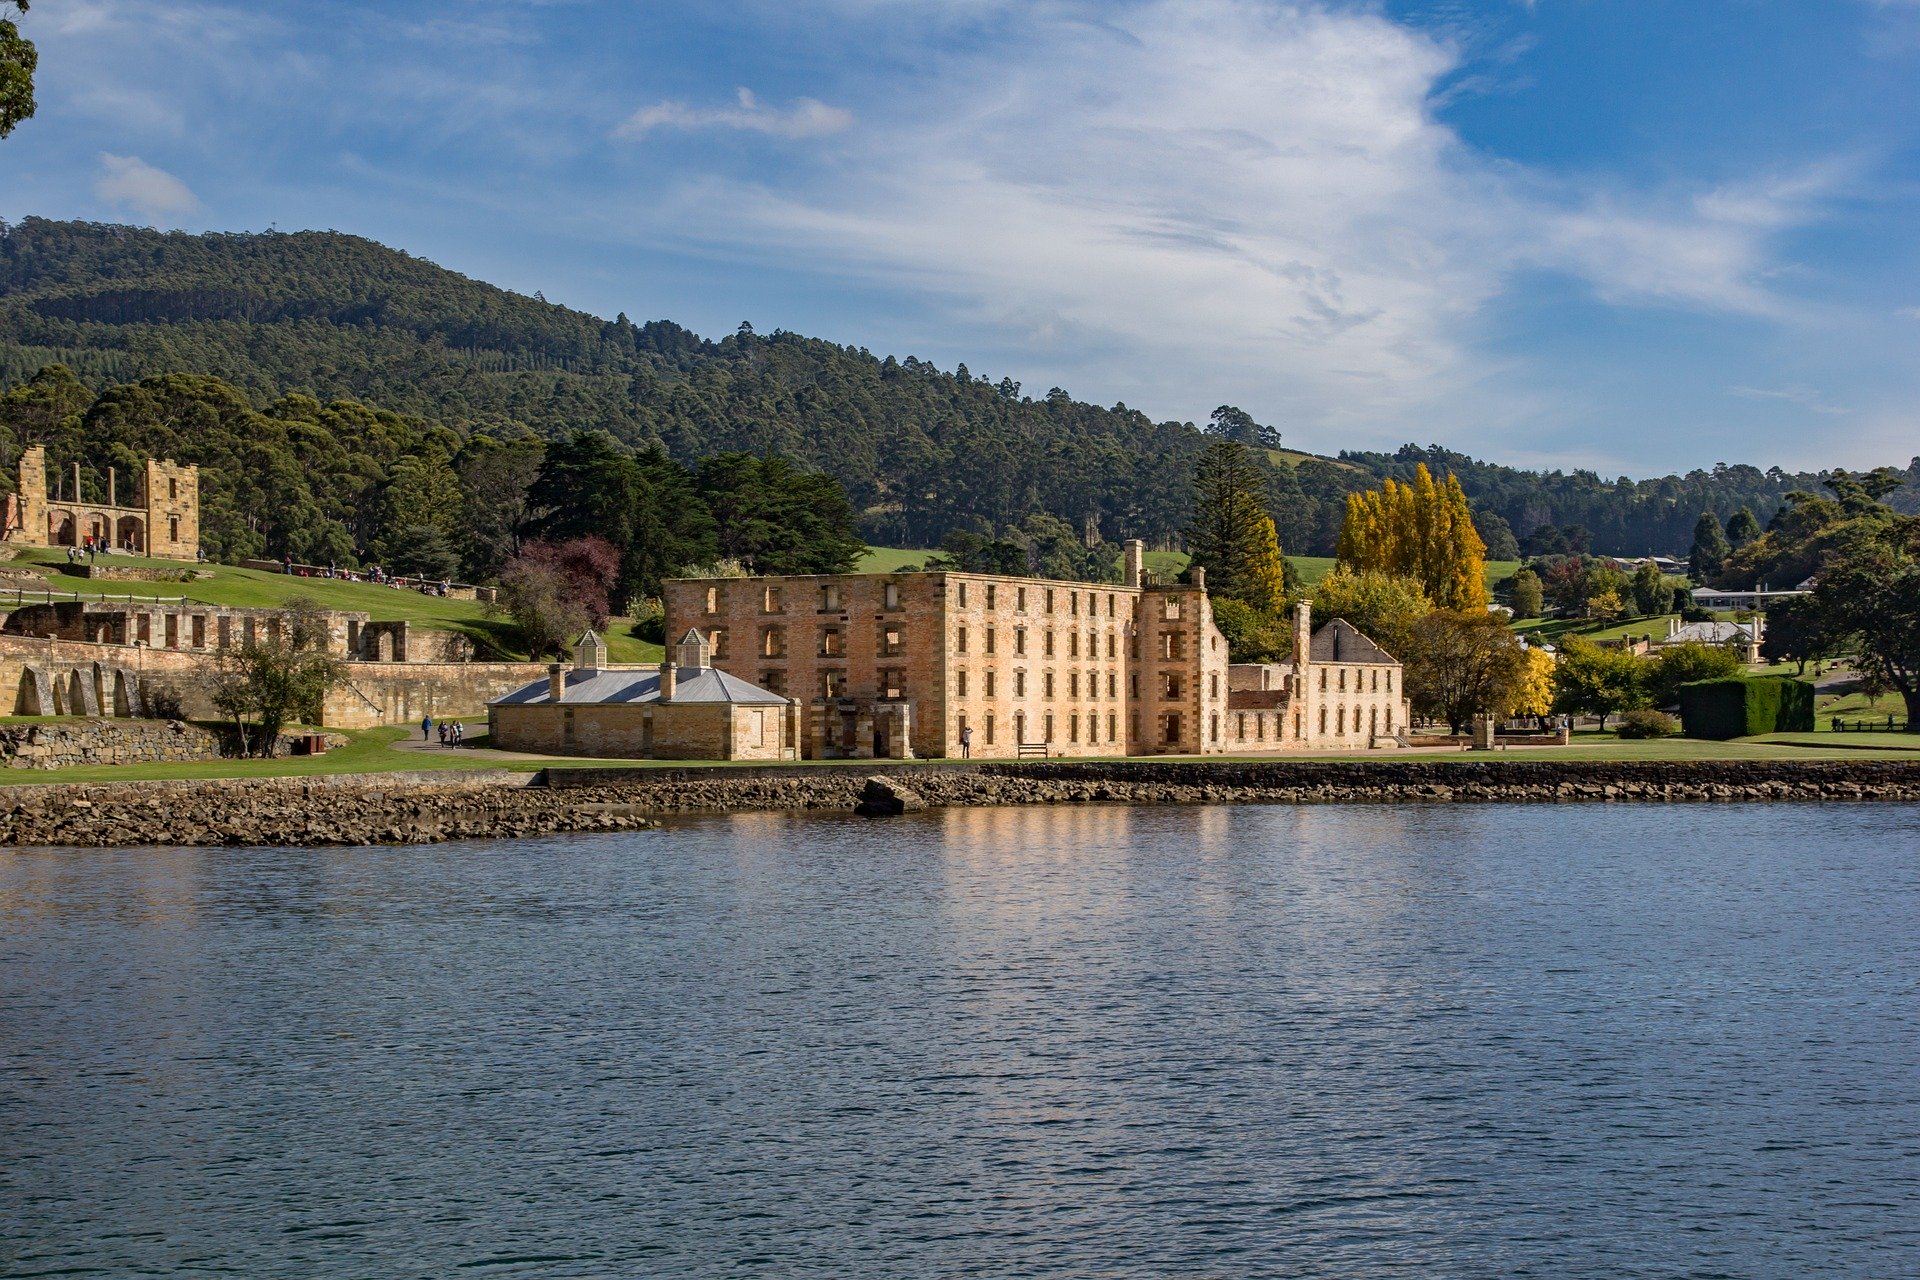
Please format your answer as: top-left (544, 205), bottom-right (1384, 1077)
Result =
top-left (2, 549), bottom-right (664, 661)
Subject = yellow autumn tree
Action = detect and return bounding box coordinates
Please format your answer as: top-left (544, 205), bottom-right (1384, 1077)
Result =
top-left (1503, 645), bottom-right (1558, 721)
top-left (1242, 514), bottom-right (1288, 615)
top-left (1335, 463), bottom-right (1489, 611)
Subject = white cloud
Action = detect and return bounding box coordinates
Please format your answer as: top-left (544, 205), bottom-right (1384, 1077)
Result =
top-left (1898, 305), bottom-right (1920, 319)
top-left (616, 88), bottom-right (853, 141)
top-left (92, 153), bottom-right (201, 220)
top-left (626, 0), bottom-right (1832, 448)
top-left (1728, 384), bottom-right (1850, 415)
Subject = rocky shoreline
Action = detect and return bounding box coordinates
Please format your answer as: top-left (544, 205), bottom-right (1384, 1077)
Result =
top-left (2, 758), bottom-right (1919, 847)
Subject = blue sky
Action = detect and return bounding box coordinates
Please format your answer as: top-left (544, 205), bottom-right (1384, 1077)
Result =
top-left (3, 0), bottom-right (1917, 476)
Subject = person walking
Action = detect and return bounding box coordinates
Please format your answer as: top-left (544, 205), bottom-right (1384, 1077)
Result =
top-left (421, 715), bottom-right (433, 743)
top-left (452, 722), bottom-right (464, 748)
top-left (959, 724), bottom-right (974, 759)
top-left (437, 722), bottom-right (448, 747)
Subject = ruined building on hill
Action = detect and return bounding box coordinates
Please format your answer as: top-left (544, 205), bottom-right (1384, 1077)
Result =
top-left (2, 444), bottom-right (200, 560)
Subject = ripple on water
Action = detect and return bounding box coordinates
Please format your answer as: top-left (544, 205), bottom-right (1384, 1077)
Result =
top-left (3, 802), bottom-right (1920, 1278)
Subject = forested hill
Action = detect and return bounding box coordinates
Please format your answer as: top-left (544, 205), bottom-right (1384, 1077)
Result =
top-left (2, 216), bottom-right (1913, 556)
top-left (0, 216), bottom-right (1206, 547)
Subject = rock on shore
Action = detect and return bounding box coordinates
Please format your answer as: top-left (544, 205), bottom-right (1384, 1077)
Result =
top-left (2, 758), bottom-right (1918, 847)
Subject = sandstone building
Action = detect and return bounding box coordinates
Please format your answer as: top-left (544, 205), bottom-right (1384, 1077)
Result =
top-left (1, 445), bottom-right (200, 560)
top-left (489, 629), bottom-right (795, 760)
top-left (663, 541), bottom-right (1408, 760)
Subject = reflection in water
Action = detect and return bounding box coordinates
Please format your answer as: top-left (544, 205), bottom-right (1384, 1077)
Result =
top-left (4, 802), bottom-right (1920, 1278)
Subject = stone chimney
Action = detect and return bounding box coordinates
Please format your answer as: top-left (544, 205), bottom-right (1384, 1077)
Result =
top-left (1293, 599), bottom-right (1313, 663)
top-left (1191, 565), bottom-right (1207, 591)
top-left (659, 658), bottom-right (676, 702)
top-left (1123, 539), bottom-right (1145, 589)
top-left (546, 662), bottom-right (564, 703)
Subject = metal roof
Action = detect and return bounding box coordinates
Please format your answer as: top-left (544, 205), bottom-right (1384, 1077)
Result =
top-left (490, 666), bottom-right (788, 707)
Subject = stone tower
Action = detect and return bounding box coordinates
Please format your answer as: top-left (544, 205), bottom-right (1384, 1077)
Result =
top-left (144, 458), bottom-right (199, 559)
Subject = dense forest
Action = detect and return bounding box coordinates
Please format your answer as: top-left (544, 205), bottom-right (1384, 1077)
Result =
top-left (2, 216), bottom-right (1913, 558)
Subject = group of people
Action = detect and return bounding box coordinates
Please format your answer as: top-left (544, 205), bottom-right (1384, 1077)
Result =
top-left (65, 535), bottom-right (139, 563)
top-left (422, 715), bottom-right (467, 748)
top-left (286, 557), bottom-right (455, 596)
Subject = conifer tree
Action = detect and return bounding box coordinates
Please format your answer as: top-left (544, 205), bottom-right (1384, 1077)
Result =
top-left (1186, 437), bottom-right (1281, 608)
top-left (1689, 513), bottom-right (1731, 583)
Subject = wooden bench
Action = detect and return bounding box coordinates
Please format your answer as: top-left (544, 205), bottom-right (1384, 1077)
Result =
top-left (1016, 742), bottom-right (1049, 759)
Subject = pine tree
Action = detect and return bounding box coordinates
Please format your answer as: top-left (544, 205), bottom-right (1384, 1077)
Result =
top-left (1186, 437), bottom-right (1280, 608)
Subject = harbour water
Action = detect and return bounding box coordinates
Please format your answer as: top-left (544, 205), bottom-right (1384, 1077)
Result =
top-left (4, 803), bottom-right (1918, 1277)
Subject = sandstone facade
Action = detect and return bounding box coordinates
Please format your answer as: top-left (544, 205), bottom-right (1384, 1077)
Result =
top-left (663, 551), bottom-right (1410, 761)
top-left (1, 444), bottom-right (199, 559)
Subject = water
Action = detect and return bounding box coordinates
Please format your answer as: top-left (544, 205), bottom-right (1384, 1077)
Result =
top-left (4, 803), bottom-right (1919, 1278)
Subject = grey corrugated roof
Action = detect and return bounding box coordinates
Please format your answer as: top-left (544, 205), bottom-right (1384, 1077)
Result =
top-left (490, 666), bottom-right (787, 707)
top-left (1308, 618), bottom-right (1399, 665)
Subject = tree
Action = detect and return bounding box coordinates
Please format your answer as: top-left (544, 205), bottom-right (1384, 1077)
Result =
top-left (1725, 507), bottom-right (1762, 548)
top-left (1210, 597), bottom-right (1290, 663)
top-left (694, 452), bottom-right (865, 576)
top-left (455, 434), bottom-right (543, 582)
top-left (1759, 593), bottom-right (1832, 675)
top-left (383, 525), bottom-right (461, 580)
top-left (1506, 646), bottom-right (1557, 724)
top-left (1647, 641), bottom-right (1743, 707)
top-left (1401, 610), bottom-right (1531, 734)
top-left (1631, 561), bottom-right (1668, 616)
top-left (1586, 589), bottom-right (1627, 624)
top-left (1552, 636), bottom-right (1648, 730)
top-left (1335, 463), bottom-right (1488, 611)
top-left (1312, 568), bottom-right (1430, 658)
top-left (1508, 568), bottom-right (1544, 619)
top-left (1690, 513), bottom-right (1731, 583)
top-left (205, 597), bottom-right (344, 757)
top-left (1186, 437), bottom-right (1279, 607)
top-left (1207, 404), bottom-right (1280, 448)
top-left (495, 554), bottom-right (591, 661)
top-left (0, 2), bottom-right (32, 140)
top-left (1811, 520), bottom-right (1920, 731)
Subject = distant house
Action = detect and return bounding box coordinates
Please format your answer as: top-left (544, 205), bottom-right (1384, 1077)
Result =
top-left (1661, 617), bottom-right (1762, 662)
top-left (488, 629), bottom-right (795, 760)
top-left (1690, 586), bottom-right (1808, 612)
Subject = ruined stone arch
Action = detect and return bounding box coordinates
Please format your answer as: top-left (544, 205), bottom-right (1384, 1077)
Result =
top-left (49, 510), bottom-right (76, 547)
top-left (115, 515), bottom-right (146, 554)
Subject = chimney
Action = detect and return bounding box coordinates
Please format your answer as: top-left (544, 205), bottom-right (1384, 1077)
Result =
top-left (1293, 599), bottom-right (1312, 663)
top-left (546, 663), bottom-right (564, 703)
top-left (1191, 565), bottom-right (1207, 591)
top-left (659, 658), bottom-right (676, 702)
top-left (1123, 539), bottom-right (1145, 589)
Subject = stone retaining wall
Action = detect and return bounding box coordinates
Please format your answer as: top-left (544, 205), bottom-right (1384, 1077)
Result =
top-left (0, 718), bottom-right (352, 769)
top-left (1, 758), bottom-right (1918, 846)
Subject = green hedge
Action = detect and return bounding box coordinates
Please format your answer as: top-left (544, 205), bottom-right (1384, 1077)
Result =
top-left (1678, 676), bottom-right (1814, 739)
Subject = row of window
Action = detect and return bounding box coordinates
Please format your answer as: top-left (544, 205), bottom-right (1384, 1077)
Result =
top-left (958, 710), bottom-right (1139, 748)
top-left (701, 579), bottom-right (1193, 623)
top-left (1317, 666), bottom-right (1394, 694)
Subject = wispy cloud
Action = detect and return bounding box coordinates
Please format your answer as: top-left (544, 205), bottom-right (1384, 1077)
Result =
top-left (1729, 384), bottom-right (1850, 415)
top-left (615, 88), bottom-right (852, 141)
top-left (624, 0), bottom-right (1836, 444)
top-left (92, 153), bottom-right (200, 220)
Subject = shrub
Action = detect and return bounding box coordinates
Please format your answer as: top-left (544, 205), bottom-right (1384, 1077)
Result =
top-left (1615, 708), bottom-right (1676, 739)
top-left (141, 678), bottom-right (189, 721)
top-left (1679, 676), bottom-right (1814, 739)
top-left (631, 597), bottom-right (666, 645)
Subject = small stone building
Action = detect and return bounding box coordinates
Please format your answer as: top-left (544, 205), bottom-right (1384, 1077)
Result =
top-left (488, 629), bottom-right (795, 760)
top-left (1222, 603), bottom-right (1410, 751)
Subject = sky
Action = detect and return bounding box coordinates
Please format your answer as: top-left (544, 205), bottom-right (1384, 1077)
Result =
top-left (2, 0), bottom-right (1918, 477)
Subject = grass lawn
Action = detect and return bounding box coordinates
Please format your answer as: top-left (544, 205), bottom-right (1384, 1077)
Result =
top-left (2, 549), bottom-right (665, 662)
top-left (0, 724), bottom-right (531, 785)
top-left (1512, 612), bottom-right (1688, 645)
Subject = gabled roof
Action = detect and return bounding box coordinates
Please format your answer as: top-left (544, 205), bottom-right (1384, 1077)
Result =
top-left (676, 627), bottom-right (706, 646)
top-left (489, 666), bottom-right (787, 707)
top-left (1308, 618), bottom-right (1399, 665)
top-left (1665, 621), bottom-right (1753, 645)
